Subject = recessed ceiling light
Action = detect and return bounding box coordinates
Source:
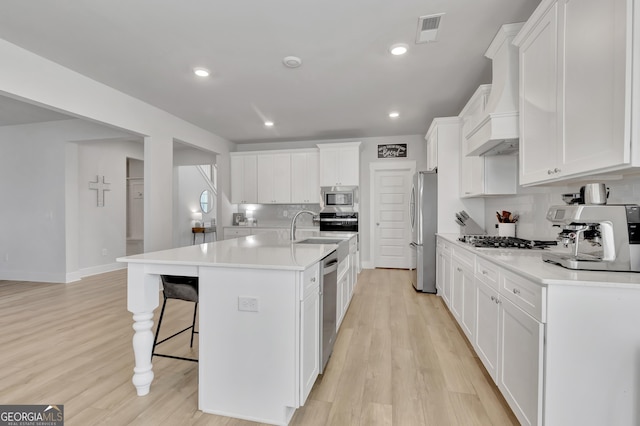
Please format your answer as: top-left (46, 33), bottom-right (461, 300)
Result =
top-left (193, 67), bottom-right (210, 77)
top-left (389, 112), bottom-right (400, 118)
top-left (283, 56), bottom-right (302, 68)
top-left (389, 44), bottom-right (409, 56)
top-left (264, 121), bottom-right (274, 127)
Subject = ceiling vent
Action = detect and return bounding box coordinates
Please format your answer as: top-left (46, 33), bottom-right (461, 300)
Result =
top-left (416, 13), bottom-right (444, 43)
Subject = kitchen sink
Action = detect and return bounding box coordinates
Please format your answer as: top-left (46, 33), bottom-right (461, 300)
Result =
top-left (295, 238), bottom-right (344, 245)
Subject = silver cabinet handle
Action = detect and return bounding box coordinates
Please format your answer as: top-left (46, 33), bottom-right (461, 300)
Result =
top-left (513, 288), bottom-right (521, 295)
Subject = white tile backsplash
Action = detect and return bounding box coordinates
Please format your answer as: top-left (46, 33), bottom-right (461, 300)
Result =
top-left (236, 204), bottom-right (321, 227)
top-left (483, 175), bottom-right (640, 240)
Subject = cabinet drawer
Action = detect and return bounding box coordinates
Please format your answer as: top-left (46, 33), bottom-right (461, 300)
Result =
top-left (223, 228), bottom-right (252, 239)
top-left (476, 258), bottom-right (499, 290)
top-left (452, 246), bottom-right (475, 268)
top-left (302, 263), bottom-right (320, 300)
top-left (437, 238), bottom-right (452, 254)
top-left (500, 269), bottom-right (546, 322)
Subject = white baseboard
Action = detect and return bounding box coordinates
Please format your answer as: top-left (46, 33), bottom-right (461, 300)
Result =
top-left (73, 262), bottom-right (126, 282)
top-left (361, 260), bottom-right (374, 269)
top-left (0, 270), bottom-right (67, 283)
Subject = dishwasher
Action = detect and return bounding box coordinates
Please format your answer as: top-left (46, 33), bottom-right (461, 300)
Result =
top-left (319, 249), bottom-right (338, 373)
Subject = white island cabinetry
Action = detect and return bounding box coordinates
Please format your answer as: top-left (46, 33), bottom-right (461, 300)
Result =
top-left (300, 263), bottom-right (320, 404)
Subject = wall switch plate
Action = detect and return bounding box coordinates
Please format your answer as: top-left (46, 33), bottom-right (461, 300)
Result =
top-left (238, 296), bottom-right (259, 312)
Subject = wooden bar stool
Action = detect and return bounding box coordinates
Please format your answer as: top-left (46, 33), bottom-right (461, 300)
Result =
top-left (152, 275), bottom-right (199, 362)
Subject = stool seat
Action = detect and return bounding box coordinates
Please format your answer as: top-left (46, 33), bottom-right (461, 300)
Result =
top-left (152, 275), bottom-right (199, 363)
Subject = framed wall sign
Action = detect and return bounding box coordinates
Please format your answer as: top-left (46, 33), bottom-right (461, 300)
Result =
top-left (378, 143), bottom-right (407, 158)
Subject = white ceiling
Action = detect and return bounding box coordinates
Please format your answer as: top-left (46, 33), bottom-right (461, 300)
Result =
top-left (0, 0), bottom-right (540, 144)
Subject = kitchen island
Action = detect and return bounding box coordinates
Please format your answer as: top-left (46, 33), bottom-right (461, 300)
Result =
top-left (118, 229), bottom-right (357, 425)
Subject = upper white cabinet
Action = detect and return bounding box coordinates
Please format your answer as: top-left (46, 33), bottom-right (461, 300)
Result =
top-left (230, 154), bottom-right (258, 204)
top-left (459, 87), bottom-right (518, 197)
top-left (291, 150), bottom-right (319, 203)
top-left (514, 0), bottom-right (632, 185)
top-left (231, 148), bottom-right (320, 205)
top-left (425, 124), bottom-right (438, 171)
top-left (317, 142), bottom-right (361, 186)
top-left (257, 153), bottom-right (291, 204)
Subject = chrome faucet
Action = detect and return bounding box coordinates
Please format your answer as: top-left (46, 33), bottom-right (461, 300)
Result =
top-left (290, 210), bottom-right (316, 241)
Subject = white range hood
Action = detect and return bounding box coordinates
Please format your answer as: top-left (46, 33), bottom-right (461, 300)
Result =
top-left (464, 23), bottom-right (524, 156)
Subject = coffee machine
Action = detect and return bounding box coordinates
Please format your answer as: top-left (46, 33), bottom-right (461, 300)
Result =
top-left (542, 204), bottom-right (640, 271)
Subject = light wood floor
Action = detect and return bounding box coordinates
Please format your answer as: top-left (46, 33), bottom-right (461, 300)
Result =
top-left (0, 268), bottom-right (518, 425)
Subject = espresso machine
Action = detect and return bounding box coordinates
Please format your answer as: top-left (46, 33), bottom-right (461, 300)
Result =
top-left (542, 204), bottom-right (640, 271)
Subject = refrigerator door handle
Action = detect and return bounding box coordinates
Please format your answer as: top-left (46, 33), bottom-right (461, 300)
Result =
top-left (409, 185), bottom-right (416, 229)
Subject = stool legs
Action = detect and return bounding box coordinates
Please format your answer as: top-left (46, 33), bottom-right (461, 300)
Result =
top-left (152, 295), bottom-right (198, 363)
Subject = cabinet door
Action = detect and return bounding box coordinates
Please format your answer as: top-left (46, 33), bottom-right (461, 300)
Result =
top-left (426, 128), bottom-right (438, 171)
top-left (291, 152), bottom-right (319, 203)
top-left (300, 286), bottom-right (320, 403)
top-left (499, 298), bottom-right (544, 426)
top-left (337, 146), bottom-right (360, 186)
top-left (437, 249), bottom-right (452, 307)
top-left (474, 279), bottom-right (500, 381)
top-left (319, 148), bottom-right (340, 186)
top-left (231, 155), bottom-right (257, 203)
top-left (460, 263), bottom-right (475, 341)
top-left (459, 155), bottom-right (484, 197)
top-left (451, 258), bottom-right (464, 321)
top-left (519, 2), bottom-right (561, 185)
top-left (257, 154), bottom-right (291, 203)
top-left (560, 0), bottom-right (629, 175)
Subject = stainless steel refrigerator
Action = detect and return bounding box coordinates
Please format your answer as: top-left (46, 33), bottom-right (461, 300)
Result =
top-left (409, 171), bottom-right (437, 293)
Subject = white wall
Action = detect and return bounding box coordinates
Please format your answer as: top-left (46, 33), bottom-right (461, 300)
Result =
top-left (0, 119), bottom-right (138, 282)
top-left (0, 38), bottom-right (235, 257)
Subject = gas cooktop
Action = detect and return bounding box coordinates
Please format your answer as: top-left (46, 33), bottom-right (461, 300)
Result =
top-left (458, 235), bottom-right (557, 249)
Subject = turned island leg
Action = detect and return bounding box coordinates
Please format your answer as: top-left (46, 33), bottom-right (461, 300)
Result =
top-left (126, 264), bottom-right (160, 396)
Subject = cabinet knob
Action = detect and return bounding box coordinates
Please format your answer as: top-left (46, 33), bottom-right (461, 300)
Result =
top-left (456, 267), bottom-right (462, 272)
top-left (513, 288), bottom-right (521, 295)
top-left (490, 295), bottom-right (495, 301)
top-left (482, 270), bottom-right (488, 275)
top-left (547, 169), bottom-right (552, 175)
top-left (554, 168), bottom-right (561, 173)
top-left (311, 277), bottom-right (316, 282)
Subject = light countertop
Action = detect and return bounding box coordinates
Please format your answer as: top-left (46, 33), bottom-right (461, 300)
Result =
top-left (118, 229), bottom-right (356, 271)
top-left (437, 233), bottom-right (640, 288)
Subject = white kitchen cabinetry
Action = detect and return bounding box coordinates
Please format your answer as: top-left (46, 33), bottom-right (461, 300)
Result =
top-left (230, 154), bottom-right (257, 204)
top-left (291, 150), bottom-right (319, 203)
top-left (257, 153), bottom-right (291, 204)
top-left (425, 124), bottom-right (438, 171)
top-left (317, 142), bottom-right (361, 186)
top-left (458, 86), bottom-right (517, 198)
top-left (436, 238), bottom-right (452, 306)
top-left (451, 247), bottom-right (475, 341)
top-left (499, 297), bottom-right (544, 426)
top-left (474, 270), bottom-right (500, 381)
top-left (515, 0), bottom-right (632, 185)
top-left (300, 263), bottom-right (320, 404)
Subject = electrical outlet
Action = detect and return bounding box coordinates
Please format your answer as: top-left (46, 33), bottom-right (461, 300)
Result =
top-left (4, 253), bottom-right (8, 262)
top-left (102, 248), bottom-right (108, 256)
top-left (283, 210), bottom-right (288, 218)
top-left (238, 296), bottom-right (259, 312)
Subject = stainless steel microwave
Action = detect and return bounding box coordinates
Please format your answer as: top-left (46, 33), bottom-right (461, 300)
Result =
top-left (321, 186), bottom-right (358, 212)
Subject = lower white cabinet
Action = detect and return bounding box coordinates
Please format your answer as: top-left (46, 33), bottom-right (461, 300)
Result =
top-left (474, 278), bottom-right (500, 381)
top-left (300, 263), bottom-right (320, 404)
top-left (451, 248), bottom-right (475, 341)
top-left (436, 241), bottom-right (452, 305)
top-left (498, 297), bottom-right (544, 426)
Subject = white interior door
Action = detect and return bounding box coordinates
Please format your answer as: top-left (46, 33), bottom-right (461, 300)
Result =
top-left (373, 168), bottom-right (413, 269)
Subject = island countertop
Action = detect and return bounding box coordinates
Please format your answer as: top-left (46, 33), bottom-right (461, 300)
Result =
top-left (117, 229), bottom-right (356, 271)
